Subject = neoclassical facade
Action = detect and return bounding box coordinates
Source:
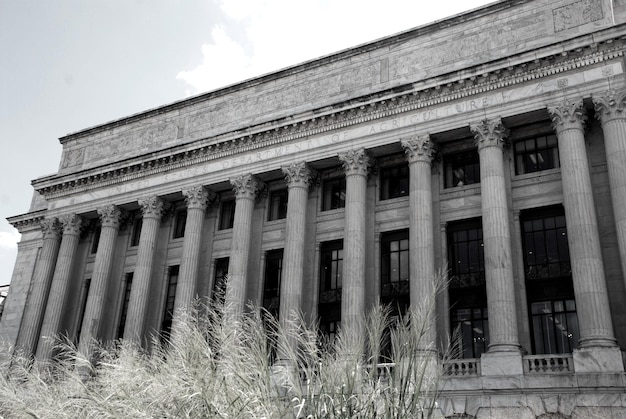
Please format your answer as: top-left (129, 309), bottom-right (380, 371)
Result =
top-left (3, 0), bottom-right (626, 416)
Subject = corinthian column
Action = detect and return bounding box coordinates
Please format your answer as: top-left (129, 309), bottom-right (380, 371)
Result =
top-left (226, 174), bottom-right (261, 318)
top-left (470, 118), bottom-right (520, 355)
top-left (17, 218), bottom-right (61, 356)
top-left (37, 214), bottom-right (82, 360)
top-left (174, 187), bottom-right (209, 317)
top-left (79, 205), bottom-right (121, 356)
top-left (338, 149), bottom-right (370, 333)
top-left (279, 162), bottom-right (314, 322)
top-left (124, 196), bottom-right (165, 343)
top-left (402, 135), bottom-right (437, 350)
top-left (593, 89), bottom-right (626, 289)
top-left (548, 100), bottom-right (617, 351)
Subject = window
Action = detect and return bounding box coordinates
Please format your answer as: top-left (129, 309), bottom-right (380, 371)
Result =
top-left (262, 250), bottom-right (283, 318)
top-left (444, 150), bottom-right (480, 188)
top-left (522, 207), bottom-right (578, 354)
top-left (173, 209), bottom-right (187, 239)
top-left (219, 199), bottom-right (236, 230)
top-left (321, 178), bottom-right (346, 211)
top-left (380, 164), bottom-right (409, 200)
top-left (447, 219), bottom-right (488, 358)
top-left (91, 226), bottom-right (101, 254)
top-left (116, 273), bottom-right (133, 339)
top-left (160, 266), bottom-right (179, 342)
top-left (514, 134), bottom-right (559, 175)
top-left (212, 258), bottom-right (229, 304)
top-left (75, 278), bottom-right (91, 344)
top-left (268, 189), bottom-right (288, 221)
top-left (319, 241), bottom-right (343, 339)
top-left (130, 216), bottom-right (142, 247)
top-left (381, 231), bottom-right (410, 315)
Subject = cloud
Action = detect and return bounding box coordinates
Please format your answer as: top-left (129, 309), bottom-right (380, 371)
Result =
top-left (0, 230), bottom-right (20, 250)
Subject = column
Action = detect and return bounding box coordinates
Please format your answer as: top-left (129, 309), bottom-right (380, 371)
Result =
top-left (174, 186), bottom-right (209, 316)
top-left (123, 196), bottom-right (165, 343)
top-left (338, 149), bottom-right (370, 332)
top-left (279, 162), bottom-right (313, 322)
top-left (78, 205), bottom-right (121, 356)
top-left (16, 218), bottom-right (61, 356)
top-left (36, 214), bottom-right (82, 361)
top-left (470, 118), bottom-right (521, 356)
top-left (402, 135), bottom-right (437, 350)
top-left (227, 174), bottom-right (261, 318)
top-left (548, 101), bottom-right (619, 358)
top-left (593, 89), bottom-right (626, 288)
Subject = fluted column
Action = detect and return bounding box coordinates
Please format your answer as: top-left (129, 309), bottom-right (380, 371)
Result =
top-left (402, 135), bottom-right (437, 350)
top-left (279, 162), bottom-right (313, 322)
top-left (227, 174), bottom-right (261, 317)
top-left (124, 196), bottom-right (165, 343)
top-left (338, 149), bottom-right (370, 333)
top-left (174, 186), bottom-right (209, 316)
top-left (78, 205), bottom-right (121, 356)
top-left (594, 89), bottom-right (626, 288)
top-left (548, 100), bottom-right (617, 349)
top-left (36, 214), bottom-right (82, 360)
top-left (470, 118), bottom-right (520, 353)
top-left (17, 218), bottom-right (61, 356)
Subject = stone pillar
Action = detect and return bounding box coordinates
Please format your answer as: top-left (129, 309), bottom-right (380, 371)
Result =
top-left (78, 205), bottom-right (121, 356)
top-left (36, 214), bottom-right (82, 360)
top-left (593, 89), bottom-right (626, 288)
top-left (227, 174), bottom-right (261, 318)
top-left (174, 186), bottom-right (209, 316)
top-left (16, 218), bottom-right (61, 356)
top-left (402, 135), bottom-right (437, 350)
top-left (279, 162), bottom-right (313, 322)
top-left (338, 149), bottom-right (370, 333)
top-left (470, 118), bottom-right (521, 374)
top-left (548, 101), bottom-right (621, 372)
top-left (123, 196), bottom-right (165, 344)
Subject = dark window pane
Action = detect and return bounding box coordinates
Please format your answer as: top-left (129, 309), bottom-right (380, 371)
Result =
top-left (322, 178), bottom-right (346, 211)
top-left (173, 209), bottom-right (187, 239)
top-left (444, 150), bottom-right (480, 188)
top-left (116, 273), bottom-right (134, 339)
top-left (514, 134), bottom-right (560, 175)
top-left (380, 164), bottom-right (410, 200)
top-left (268, 190), bottom-right (288, 221)
top-left (219, 200), bottom-right (236, 230)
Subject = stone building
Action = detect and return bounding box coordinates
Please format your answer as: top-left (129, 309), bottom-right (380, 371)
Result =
top-left (3, 0), bottom-right (626, 416)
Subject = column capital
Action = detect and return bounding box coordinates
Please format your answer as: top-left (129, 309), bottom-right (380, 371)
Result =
top-left (97, 205), bottom-right (122, 228)
top-left (338, 148), bottom-right (370, 176)
top-left (60, 213), bottom-right (83, 236)
top-left (593, 89), bottom-right (626, 124)
top-left (182, 185), bottom-right (210, 210)
top-left (282, 162), bottom-right (315, 188)
top-left (40, 218), bottom-right (61, 239)
top-left (470, 118), bottom-right (508, 151)
top-left (230, 174), bottom-right (262, 200)
top-left (401, 134), bottom-right (437, 164)
top-left (548, 99), bottom-right (587, 134)
top-left (138, 196), bottom-right (166, 219)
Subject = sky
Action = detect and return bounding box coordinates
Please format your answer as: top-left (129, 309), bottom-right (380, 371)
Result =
top-left (0, 0), bottom-right (494, 286)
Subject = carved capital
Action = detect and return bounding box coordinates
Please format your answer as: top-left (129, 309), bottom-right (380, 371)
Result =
top-left (182, 185), bottom-right (210, 210)
top-left (401, 135), bottom-right (437, 164)
top-left (138, 196), bottom-right (166, 219)
top-left (230, 174), bottom-right (261, 200)
top-left (282, 162), bottom-right (315, 188)
top-left (40, 218), bottom-right (62, 240)
top-left (548, 99), bottom-right (586, 134)
top-left (60, 213), bottom-right (83, 236)
top-left (338, 148), bottom-right (370, 176)
top-left (470, 118), bottom-right (509, 151)
top-left (97, 205), bottom-right (122, 228)
top-left (593, 89), bottom-right (626, 124)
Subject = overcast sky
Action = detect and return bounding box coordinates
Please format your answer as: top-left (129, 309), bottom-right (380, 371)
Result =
top-left (0, 0), bottom-right (494, 286)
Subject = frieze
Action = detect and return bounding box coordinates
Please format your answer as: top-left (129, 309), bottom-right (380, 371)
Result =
top-left (553, 0), bottom-right (603, 33)
top-left (33, 39), bottom-right (625, 199)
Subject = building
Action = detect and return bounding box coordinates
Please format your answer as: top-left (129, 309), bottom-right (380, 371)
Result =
top-left (3, 0), bottom-right (626, 416)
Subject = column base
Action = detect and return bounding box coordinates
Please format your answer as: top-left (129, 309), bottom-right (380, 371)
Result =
top-left (573, 346), bottom-right (625, 373)
top-left (481, 351), bottom-right (523, 376)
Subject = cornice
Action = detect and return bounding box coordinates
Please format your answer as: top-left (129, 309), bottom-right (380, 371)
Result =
top-left (7, 210), bottom-right (47, 232)
top-left (33, 34), bottom-right (626, 200)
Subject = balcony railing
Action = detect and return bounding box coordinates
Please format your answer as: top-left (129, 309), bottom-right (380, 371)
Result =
top-left (442, 359), bottom-right (480, 377)
top-left (523, 354), bottom-right (574, 373)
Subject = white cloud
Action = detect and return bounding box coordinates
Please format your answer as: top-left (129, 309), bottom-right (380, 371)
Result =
top-left (0, 230), bottom-right (20, 250)
top-left (177, 0), bottom-right (494, 94)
